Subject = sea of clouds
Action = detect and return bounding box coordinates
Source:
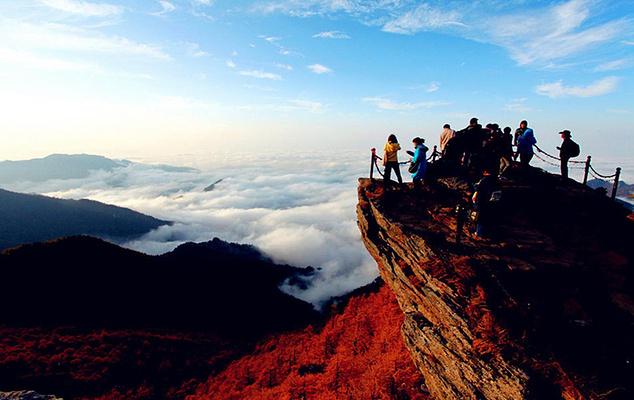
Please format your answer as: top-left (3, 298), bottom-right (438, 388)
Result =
top-left (4, 149), bottom-right (632, 309)
top-left (4, 150), bottom-right (382, 309)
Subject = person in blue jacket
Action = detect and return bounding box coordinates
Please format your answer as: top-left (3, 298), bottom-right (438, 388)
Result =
top-left (517, 123), bottom-right (537, 168)
top-left (410, 137), bottom-right (429, 190)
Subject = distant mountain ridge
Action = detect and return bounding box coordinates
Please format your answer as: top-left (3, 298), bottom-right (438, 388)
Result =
top-left (0, 188), bottom-right (169, 250)
top-left (587, 178), bottom-right (634, 197)
top-left (0, 235), bottom-right (318, 336)
top-left (0, 153), bottom-right (197, 184)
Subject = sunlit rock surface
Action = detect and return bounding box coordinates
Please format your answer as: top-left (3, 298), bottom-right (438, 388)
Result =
top-left (357, 168), bottom-right (634, 400)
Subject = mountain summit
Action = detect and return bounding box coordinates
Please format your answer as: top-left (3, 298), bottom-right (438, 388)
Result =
top-left (357, 169), bottom-right (634, 399)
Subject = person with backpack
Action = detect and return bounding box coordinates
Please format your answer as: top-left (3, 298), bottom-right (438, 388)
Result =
top-left (517, 123), bottom-right (537, 168)
top-left (382, 134), bottom-right (403, 190)
top-left (556, 130), bottom-right (580, 181)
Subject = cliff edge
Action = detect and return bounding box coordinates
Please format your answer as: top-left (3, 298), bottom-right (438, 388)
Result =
top-left (357, 170), bottom-right (634, 400)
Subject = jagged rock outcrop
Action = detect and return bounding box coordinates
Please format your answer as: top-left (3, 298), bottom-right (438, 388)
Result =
top-left (357, 169), bottom-right (634, 400)
top-left (0, 391), bottom-right (61, 400)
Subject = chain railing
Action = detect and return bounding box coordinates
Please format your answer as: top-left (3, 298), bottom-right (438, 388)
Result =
top-left (370, 144), bottom-right (624, 201)
top-left (370, 146), bottom-right (440, 181)
top-left (533, 145), bottom-right (622, 200)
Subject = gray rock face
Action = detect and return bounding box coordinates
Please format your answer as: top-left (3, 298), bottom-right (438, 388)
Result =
top-left (357, 173), bottom-right (634, 400)
top-left (0, 391), bottom-right (62, 400)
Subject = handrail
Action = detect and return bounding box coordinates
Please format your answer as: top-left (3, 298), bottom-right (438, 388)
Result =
top-left (370, 144), bottom-right (624, 201)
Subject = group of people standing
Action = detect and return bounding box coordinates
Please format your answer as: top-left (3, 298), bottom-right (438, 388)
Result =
top-left (380, 118), bottom-right (581, 238)
top-left (439, 118), bottom-right (539, 176)
top-left (382, 134), bottom-right (428, 191)
top-left (382, 117), bottom-right (580, 187)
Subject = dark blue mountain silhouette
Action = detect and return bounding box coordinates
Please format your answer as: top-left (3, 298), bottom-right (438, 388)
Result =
top-left (0, 188), bottom-right (169, 250)
top-left (0, 153), bottom-right (197, 184)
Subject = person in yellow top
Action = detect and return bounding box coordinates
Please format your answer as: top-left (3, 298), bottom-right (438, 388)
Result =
top-left (383, 134), bottom-right (402, 189)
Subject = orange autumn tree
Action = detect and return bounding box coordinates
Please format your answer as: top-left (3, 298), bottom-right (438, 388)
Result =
top-left (188, 283), bottom-right (429, 400)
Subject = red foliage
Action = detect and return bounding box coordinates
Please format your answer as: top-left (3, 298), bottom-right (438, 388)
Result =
top-left (0, 327), bottom-right (237, 400)
top-left (188, 285), bottom-right (429, 400)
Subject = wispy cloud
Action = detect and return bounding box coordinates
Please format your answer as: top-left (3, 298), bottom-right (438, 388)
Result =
top-left (608, 109), bottom-right (632, 114)
top-left (151, 1), bottom-right (176, 16)
top-left (486, 0), bottom-right (626, 67)
top-left (382, 3), bottom-right (467, 34)
top-left (253, 0), bottom-right (628, 69)
top-left (226, 59), bottom-right (236, 68)
top-left (363, 96), bottom-right (449, 111)
top-left (426, 81), bottom-right (439, 93)
top-left (2, 19), bottom-right (172, 60)
top-left (239, 70), bottom-right (283, 80)
top-left (313, 30), bottom-right (350, 39)
top-left (42, 0), bottom-right (125, 17)
top-left (594, 58), bottom-right (631, 72)
top-left (290, 99), bottom-right (327, 114)
top-left (535, 76), bottom-right (620, 98)
top-left (186, 42), bottom-right (209, 57)
top-left (308, 63), bottom-right (333, 74)
top-left (275, 62), bottom-right (293, 70)
top-left (504, 97), bottom-right (532, 113)
top-left (0, 47), bottom-right (101, 72)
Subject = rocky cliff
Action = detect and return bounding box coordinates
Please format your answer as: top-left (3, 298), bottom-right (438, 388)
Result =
top-left (357, 169), bottom-right (634, 400)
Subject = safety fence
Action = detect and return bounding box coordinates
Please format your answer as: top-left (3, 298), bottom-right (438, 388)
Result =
top-left (369, 145), bottom-right (441, 179)
top-left (370, 145), bottom-right (623, 200)
top-left (533, 145), bottom-right (622, 200)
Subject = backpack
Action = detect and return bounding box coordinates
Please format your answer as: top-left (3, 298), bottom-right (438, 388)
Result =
top-left (568, 140), bottom-right (580, 158)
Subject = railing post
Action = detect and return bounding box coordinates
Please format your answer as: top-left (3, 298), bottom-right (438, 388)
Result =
top-left (370, 148), bottom-right (376, 180)
top-left (611, 167), bottom-right (621, 200)
top-left (583, 155), bottom-right (591, 185)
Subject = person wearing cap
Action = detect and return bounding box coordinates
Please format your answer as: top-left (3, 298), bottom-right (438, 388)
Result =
top-left (410, 137), bottom-right (429, 190)
top-left (556, 130), bottom-right (576, 181)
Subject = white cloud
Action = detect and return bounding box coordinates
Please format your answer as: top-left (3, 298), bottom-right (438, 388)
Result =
top-left (1, 19), bottom-right (171, 60)
top-left (487, 0), bottom-right (625, 66)
top-left (226, 59), bottom-right (236, 68)
top-left (308, 63), bottom-right (333, 74)
top-left (426, 81), bottom-right (439, 93)
top-left (313, 30), bottom-right (350, 39)
top-left (535, 76), bottom-right (620, 98)
top-left (239, 70), bottom-right (283, 80)
top-left (0, 47), bottom-right (101, 72)
top-left (382, 3), bottom-right (467, 34)
top-left (594, 58), bottom-right (631, 72)
top-left (42, 0), bottom-right (124, 17)
top-left (504, 97), bottom-right (532, 113)
top-left (275, 62), bottom-right (293, 70)
top-left (186, 42), bottom-right (209, 57)
top-left (152, 1), bottom-right (176, 16)
top-left (363, 96), bottom-right (449, 111)
top-left (5, 152), bottom-right (379, 308)
top-left (291, 99), bottom-right (327, 114)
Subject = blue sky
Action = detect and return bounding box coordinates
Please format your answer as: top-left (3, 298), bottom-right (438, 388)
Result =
top-left (0, 0), bottom-right (632, 162)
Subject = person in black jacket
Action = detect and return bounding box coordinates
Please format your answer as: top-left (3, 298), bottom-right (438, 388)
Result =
top-left (556, 129), bottom-right (577, 181)
top-left (458, 117), bottom-right (485, 168)
top-left (471, 169), bottom-right (501, 238)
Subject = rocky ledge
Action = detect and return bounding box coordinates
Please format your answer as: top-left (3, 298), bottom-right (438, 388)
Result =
top-left (357, 169), bottom-right (634, 400)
